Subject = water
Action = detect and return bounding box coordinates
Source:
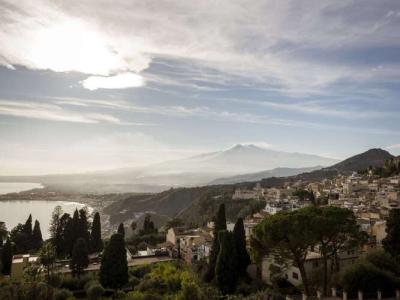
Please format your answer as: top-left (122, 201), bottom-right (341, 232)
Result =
top-left (0, 183), bottom-right (90, 239)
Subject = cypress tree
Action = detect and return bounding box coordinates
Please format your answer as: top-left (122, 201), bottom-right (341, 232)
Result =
top-left (90, 212), bottom-right (103, 253)
top-left (78, 209), bottom-right (90, 244)
top-left (233, 218), bottom-right (250, 274)
top-left (70, 238), bottom-right (89, 278)
top-left (23, 214), bottom-right (33, 250)
top-left (63, 216), bottom-right (75, 257)
top-left (205, 203), bottom-right (227, 282)
top-left (100, 233), bottom-right (128, 289)
top-left (117, 223), bottom-right (125, 238)
top-left (32, 220), bottom-right (43, 250)
top-left (215, 230), bottom-right (238, 294)
top-left (383, 209), bottom-right (400, 259)
top-left (71, 209), bottom-right (80, 247)
top-left (1, 238), bottom-right (13, 275)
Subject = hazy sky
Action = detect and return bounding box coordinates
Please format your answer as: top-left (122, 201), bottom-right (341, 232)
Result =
top-left (0, 0), bottom-right (400, 175)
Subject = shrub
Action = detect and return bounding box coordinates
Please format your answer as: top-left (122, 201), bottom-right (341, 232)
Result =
top-left (54, 288), bottom-right (73, 300)
top-left (86, 283), bottom-right (105, 300)
top-left (61, 274), bottom-right (94, 290)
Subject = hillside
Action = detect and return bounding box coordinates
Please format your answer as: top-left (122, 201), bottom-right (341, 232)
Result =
top-left (209, 166), bottom-right (322, 185)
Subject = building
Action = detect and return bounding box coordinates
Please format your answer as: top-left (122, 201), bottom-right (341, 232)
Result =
top-left (10, 254), bottom-right (39, 281)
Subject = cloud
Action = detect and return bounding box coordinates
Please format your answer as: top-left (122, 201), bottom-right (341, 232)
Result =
top-left (386, 144), bottom-right (400, 150)
top-left (0, 99), bottom-right (145, 125)
top-left (81, 72), bottom-right (145, 90)
top-left (2, 0), bottom-right (400, 94)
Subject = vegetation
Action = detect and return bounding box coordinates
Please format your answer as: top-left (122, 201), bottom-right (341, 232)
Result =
top-left (382, 209), bottom-right (400, 260)
top-left (0, 238), bottom-right (12, 275)
top-left (100, 233), bottom-right (128, 289)
top-left (70, 238), bottom-right (89, 278)
top-left (118, 223), bottom-right (125, 237)
top-left (233, 218), bottom-right (250, 274)
top-left (205, 203), bottom-right (227, 282)
top-left (90, 212), bottom-right (103, 253)
top-left (216, 230), bottom-right (238, 294)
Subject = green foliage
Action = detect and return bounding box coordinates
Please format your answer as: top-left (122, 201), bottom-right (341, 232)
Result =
top-left (216, 230), bottom-right (238, 294)
top-left (60, 273), bottom-right (94, 291)
top-left (205, 203), bottom-right (227, 282)
top-left (166, 218), bottom-right (185, 230)
top-left (0, 239), bottom-right (12, 275)
top-left (251, 208), bottom-right (316, 295)
top-left (86, 282), bottom-right (105, 300)
top-left (118, 223), bottom-right (125, 237)
top-left (140, 215), bottom-right (157, 236)
top-left (32, 220), bottom-right (43, 250)
top-left (100, 233), bottom-right (128, 289)
top-left (39, 242), bottom-right (57, 281)
top-left (339, 260), bottom-right (400, 297)
top-left (90, 212), bottom-right (103, 253)
top-left (234, 218), bottom-right (251, 275)
top-left (70, 238), bottom-right (89, 278)
top-left (54, 288), bottom-right (73, 300)
top-left (383, 209), bottom-right (400, 259)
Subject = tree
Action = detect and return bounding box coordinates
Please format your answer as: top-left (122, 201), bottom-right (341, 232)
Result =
top-left (118, 223), bottom-right (125, 238)
top-left (23, 214), bottom-right (33, 238)
top-left (130, 221), bottom-right (137, 233)
top-left (60, 213), bottom-right (74, 257)
top-left (32, 220), bottom-right (43, 250)
top-left (70, 238), bottom-right (89, 278)
top-left (205, 203), bottom-right (227, 282)
top-left (78, 208), bottom-right (90, 244)
top-left (90, 212), bottom-right (103, 253)
top-left (251, 209), bottom-right (316, 295)
top-left (166, 218), bottom-right (184, 230)
top-left (382, 209), bottom-right (400, 259)
top-left (0, 222), bottom-right (7, 247)
top-left (39, 242), bottom-right (57, 282)
top-left (140, 214), bottom-right (156, 235)
top-left (100, 233), bottom-right (128, 289)
top-left (1, 238), bottom-right (13, 275)
top-left (215, 230), bottom-right (238, 294)
top-left (311, 206), bottom-right (364, 295)
top-left (9, 223), bottom-right (29, 253)
top-left (50, 206), bottom-right (65, 257)
top-left (233, 218), bottom-right (250, 274)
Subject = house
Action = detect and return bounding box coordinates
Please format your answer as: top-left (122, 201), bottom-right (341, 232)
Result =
top-left (10, 254), bottom-right (39, 281)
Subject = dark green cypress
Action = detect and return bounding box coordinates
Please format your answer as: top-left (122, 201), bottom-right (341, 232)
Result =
top-left (70, 238), bottom-right (89, 278)
top-left (215, 230), bottom-right (238, 294)
top-left (100, 233), bottom-right (128, 289)
top-left (117, 223), bottom-right (125, 238)
top-left (204, 203), bottom-right (227, 282)
top-left (233, 218), bottom-right (250, 275)
top-left (90, 212), bottom-right (103, 253)
top-left (32, 220), bottom-right (43, 250)
top-left (1, 238), bottom-right (13, 275)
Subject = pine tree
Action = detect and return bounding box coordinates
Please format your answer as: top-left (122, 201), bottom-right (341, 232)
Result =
top-left (383, 209), bottom-right (400, 259)
top-left (1, 238), bottom-right (13, 275)
top-left (233, 218), bottom-right (250, 274)
top-left (90, 212), bottom-right (103, 253)
top-left (117, 223), bottom-right (125, 238)
top-left (215, 230), bottom-right (238, 294)
top-left (70, 238), bottom-right (89, 278)
top-left (205, 203), bottom-right (227, 282)
top-left (32, 220), bottom-right (43, 250)
top-left (100, 233), bottom-right (128, 289)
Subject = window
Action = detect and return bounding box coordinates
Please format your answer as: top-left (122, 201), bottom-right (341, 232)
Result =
top-left (292, 272), bottom-right (299, 279)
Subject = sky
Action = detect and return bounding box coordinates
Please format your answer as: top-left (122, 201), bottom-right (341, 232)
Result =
top-left (0, 0), bottom-right (400, 175)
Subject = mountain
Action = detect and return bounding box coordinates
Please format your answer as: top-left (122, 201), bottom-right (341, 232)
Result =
top-left (326, 148), bottom-right (394, 172)
top-left (0, 144), bottom-right (337, 192)
top-left (259, 148), bottom-right (394, 188)
top-left (208, 166), bottom-right (323, 185)
top-left (152, 144), bottom-right (338, 175)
